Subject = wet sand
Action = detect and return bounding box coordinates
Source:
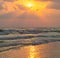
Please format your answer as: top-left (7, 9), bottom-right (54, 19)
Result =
top-left (0, 42), bottom-right (60, 58)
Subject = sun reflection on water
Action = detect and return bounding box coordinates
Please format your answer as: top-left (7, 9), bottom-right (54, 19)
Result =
top-left (29, 46), bottom-right (35, 58)
top-left (28, 46), bottom-right (40, 58)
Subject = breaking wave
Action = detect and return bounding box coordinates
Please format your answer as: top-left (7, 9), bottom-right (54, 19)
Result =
top-left (0, 27), bottom-right (60, 52)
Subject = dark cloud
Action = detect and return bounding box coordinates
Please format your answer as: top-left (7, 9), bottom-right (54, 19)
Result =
top-left (35, 0), bottom-right (60, 2)
top-left (18, 12), bottom-right (39, 20)
top-left (0, 5), bottom-right (4, 10)
top-left (50, 0), bottom-right (60, 2)
top-left (0, 1), bottom-right (4, 10)
top-left (47, 3), bottom-right (60, 10)
top-left (0, 12), bottom-right (14, 19)
top-left (3, 0), bottom-right (16, 2)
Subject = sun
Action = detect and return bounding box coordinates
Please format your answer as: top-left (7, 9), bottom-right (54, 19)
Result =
top-left (24, 1), bottom-right (34, 8)
top-left (16, 0), bottom-right (48, 15)
top-left (27, 3), bottom-right (33, 8)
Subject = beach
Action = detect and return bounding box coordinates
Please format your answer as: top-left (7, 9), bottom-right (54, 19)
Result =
top-left (0, 42), bottom-right (60, 58)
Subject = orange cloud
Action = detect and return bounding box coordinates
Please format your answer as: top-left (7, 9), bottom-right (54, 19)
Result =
top-left (0, 0), bottom-right (60, 27)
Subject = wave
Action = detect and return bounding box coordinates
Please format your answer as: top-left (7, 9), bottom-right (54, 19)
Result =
top-left (0, 37), bottom-right (60, 52)
top-left (0, 34), bottom-right (60, 40)
top-left (0, 28), bottom-right (60, 35)
top-left (0, 27), bottom-right (60, 52)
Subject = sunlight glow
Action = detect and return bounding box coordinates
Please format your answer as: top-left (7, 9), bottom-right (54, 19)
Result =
top-left (27, 3), bottom-right (33, 8)
top-left (14, 0), bottom-right (49, 17)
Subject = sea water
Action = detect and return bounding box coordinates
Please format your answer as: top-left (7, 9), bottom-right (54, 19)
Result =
top-left (0, 27), bottom-right (60, 58)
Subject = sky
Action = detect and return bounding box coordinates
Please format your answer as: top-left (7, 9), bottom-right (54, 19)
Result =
top-left (0, 0), bottom-right (60, 28)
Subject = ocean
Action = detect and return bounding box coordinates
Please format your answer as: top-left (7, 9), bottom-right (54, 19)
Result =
top-left (0, 27), bottom-right (60, 58)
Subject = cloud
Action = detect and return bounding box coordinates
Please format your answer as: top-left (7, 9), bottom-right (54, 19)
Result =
top-left (35, 0), bottom-right (48, 2)
top-left (18, 12), bottom-right (40, 20)
top-left (0, 0), bottom-right (28, 15)
top-left (0, 9), bottom-right (30, 20)
top-left (0, 1), bottom-right (4, 10)
top-left (0, 2), bottom-right (17, 14)
top-left (50, 0), bottom-right (60, 2)
top-left (3, 0), bottom-right (16, 2)
top-left (35, 0), bottom-right (60, 2)
top-left (0, 5), bottom-right (4, 10)
top-left (0, 12), bottom-right (15, 19)
top-left (47, 13), bottom-right (60, 19)
top-left (47, 2), bottom-right (60, 10)
top-left (0, 0), bottom-right (60, 27)
top-left (17, 5), bottom-right (28, 10)
top-left (35, 0), bottom-right (60, 10)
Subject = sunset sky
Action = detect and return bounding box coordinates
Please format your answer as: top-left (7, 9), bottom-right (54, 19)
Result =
top-left (0, 0), bottom-right (60, 28)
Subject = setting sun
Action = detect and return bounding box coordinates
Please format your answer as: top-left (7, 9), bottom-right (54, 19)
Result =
top-left (27, 3), bottom-right (33, 8)
top-left (24, 1), bottom-right (34, 9)
top-left (15, 0), bottom-right (48, 13)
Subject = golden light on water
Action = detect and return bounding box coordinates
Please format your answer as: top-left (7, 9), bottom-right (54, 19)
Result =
top-left (0, 44), bottom-right (55, 58)
top-left (28, 46), bottom-right (35, 58)
top-left (28, 46), bottom-right (41, 58)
